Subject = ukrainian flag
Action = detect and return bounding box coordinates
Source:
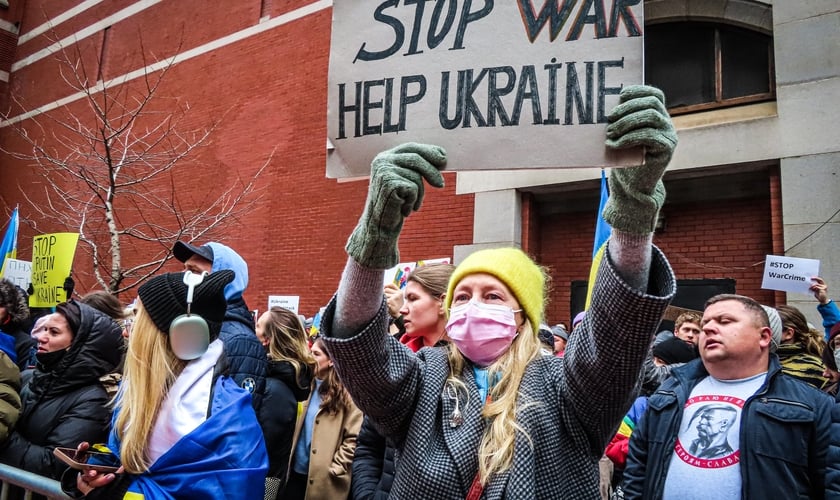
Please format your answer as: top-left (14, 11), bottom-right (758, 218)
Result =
top-left (0, 207), bottom-right (18, 277)
top-left (585, 171), bottom-right (611, 309)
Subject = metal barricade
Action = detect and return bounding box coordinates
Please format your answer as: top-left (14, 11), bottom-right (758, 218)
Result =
top-left (0, 463), bottom-right (71, 500)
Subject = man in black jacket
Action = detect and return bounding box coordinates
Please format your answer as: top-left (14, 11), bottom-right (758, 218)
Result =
top-left (173, 241), bottom-right (267, 411)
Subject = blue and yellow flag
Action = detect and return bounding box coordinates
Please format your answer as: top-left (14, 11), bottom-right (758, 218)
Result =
top-left (585, 171), bottom-right (611, 309)
top-left (0, 207), bottom-right (19, 276)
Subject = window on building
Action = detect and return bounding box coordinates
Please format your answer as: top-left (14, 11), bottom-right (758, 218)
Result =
top-left (645, 22), bottom-right (775, 114)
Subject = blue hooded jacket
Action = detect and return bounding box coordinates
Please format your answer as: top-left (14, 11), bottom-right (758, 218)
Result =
top-left (206, 242), bottom-right (267, 411)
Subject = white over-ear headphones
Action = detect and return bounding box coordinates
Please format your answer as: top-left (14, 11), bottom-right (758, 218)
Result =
top-left (169, 271), bottom-right (210, 360)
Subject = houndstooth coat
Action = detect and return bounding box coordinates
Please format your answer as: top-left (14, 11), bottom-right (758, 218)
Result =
top-left (321, 247), bottom-right (675, 499)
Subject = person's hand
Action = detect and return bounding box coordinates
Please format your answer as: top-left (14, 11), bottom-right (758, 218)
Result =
top-left (63, 276), bottom-right (75, 299)
top-left (346, 143), bottom-right (446, 268)
top-left (384, 283), bottom-right (404, 319)
top-left (72, 442), bottom-right (123, 495)
top-left (603, 85), bottom-right (678, 234)
top-left (811, 277), bottom-right (830, 305)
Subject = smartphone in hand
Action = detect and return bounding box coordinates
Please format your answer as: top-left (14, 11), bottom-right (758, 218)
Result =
top-left (54, 447), bottom-right (120, 473)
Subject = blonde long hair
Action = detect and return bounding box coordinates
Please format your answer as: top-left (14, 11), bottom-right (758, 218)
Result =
top-left (263, 307), bottom-right (316, 389)
top-left (114, 304), bottom-right (186, 474)
top-left (445, 320), bottom-right (543, 485)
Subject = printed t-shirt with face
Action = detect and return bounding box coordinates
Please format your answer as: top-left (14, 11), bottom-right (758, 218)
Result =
top-left (661, 372), bottom-right (766, 500)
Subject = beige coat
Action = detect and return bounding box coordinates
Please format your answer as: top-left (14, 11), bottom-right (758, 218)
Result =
top-left (291, 384), bottom-right (363, 500)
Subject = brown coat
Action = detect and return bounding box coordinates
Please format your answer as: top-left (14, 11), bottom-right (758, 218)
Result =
top-left (291, 384), bottom-right (363, 500)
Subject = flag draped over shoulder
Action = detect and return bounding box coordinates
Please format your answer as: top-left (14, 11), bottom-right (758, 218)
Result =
top-left (585, 171), bottom-right (611, 309)
top-left (0, 207), bottom-right (18, 276)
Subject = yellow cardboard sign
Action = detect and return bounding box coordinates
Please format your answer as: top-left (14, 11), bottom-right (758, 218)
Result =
top-left (29, 232), bottom-right (79, 308)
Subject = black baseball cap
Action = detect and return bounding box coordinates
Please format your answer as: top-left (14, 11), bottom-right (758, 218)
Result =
top-left (173, 241), bottom-right (214, 263)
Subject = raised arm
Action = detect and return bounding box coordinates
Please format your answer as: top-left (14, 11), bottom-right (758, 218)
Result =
top-left (561, 86), bottom-right (678, 452)
top-left (321, 143), bottom-right (446, 441)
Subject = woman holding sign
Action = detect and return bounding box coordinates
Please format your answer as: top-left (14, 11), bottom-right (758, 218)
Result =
top-left (317, 86), bottom-right (678, 498)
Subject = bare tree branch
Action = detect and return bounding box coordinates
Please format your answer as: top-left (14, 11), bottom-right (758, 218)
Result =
top-left (2, 31), bottom-right (267, 295)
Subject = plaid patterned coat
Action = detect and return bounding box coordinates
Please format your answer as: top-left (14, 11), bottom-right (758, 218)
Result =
top-left (321, 248), bottom-right (675, 499)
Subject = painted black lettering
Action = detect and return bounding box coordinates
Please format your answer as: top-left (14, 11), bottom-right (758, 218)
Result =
top-left (363, 80), bottom-right (385, 136)
top-left (597, 58), bottom-right (623, 122)
top-left (564, 61), bottom-right (594, 124)
top-left (512, 65), bottom-right (543, 125)
top-left (451, 0), bottom-right (494, 50)
top-left (517, 0), bottom-right (578, 43)
top-left (462, 68), bottom-right (488, 127)
top-left (438, 70), bottom-right (463, 129)
top-left (567, 0), bottom-right (607, 41)
top-left (428, 0), bottom-right (458, 49)
top-left (608, 0), bottom-right (642, 37)
top-left (398, 74), bottom-right (426, 130)
top-left (337, 81), bottom-right (362, 139)
top-left (355, 0), bottom-right (404, 63)
top-left (487, 66), bottom-right (515, 126)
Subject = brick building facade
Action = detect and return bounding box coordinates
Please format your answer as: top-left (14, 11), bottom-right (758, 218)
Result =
top-left (0, 1), bottom-right (836, 327)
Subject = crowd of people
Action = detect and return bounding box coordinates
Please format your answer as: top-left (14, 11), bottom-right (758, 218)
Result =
top-left (0, 84), bottom-right (837, 499)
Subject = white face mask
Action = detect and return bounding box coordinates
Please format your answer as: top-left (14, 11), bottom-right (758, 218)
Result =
top-left (833, 350), bottom-right (840, 373)
top-left (445, 301), bottom-right (520, 367)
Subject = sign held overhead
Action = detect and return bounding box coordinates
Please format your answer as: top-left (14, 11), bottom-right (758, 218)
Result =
top-left (327, 0), bottom-right (645, 178)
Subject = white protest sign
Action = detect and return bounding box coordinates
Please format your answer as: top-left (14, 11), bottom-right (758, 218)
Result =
top-left (268, 295), bottom-right (300, 314)
top-left (2, 258), bottom-right (31, 289)
top-left (383, 257), bottom-right (451, 289)
top-left (761, 255), bottom-right (820, 295)
top-left (327, 0), bottom-right (645, 178)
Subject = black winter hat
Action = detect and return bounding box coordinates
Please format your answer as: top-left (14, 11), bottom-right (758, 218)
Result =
top-left (137, 270), bottom-right (234, 341)
top-left (55, 301), bottom-right (82, 336)
top-left (652, 336), bottom-right (698, 365)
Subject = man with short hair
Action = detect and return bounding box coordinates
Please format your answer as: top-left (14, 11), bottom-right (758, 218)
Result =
top-left (623, 294), bottom-right (832, 499)
top-left (172, 241), bottom-right (267, 411)
top-left (673, 311), bottom-right (702, 346)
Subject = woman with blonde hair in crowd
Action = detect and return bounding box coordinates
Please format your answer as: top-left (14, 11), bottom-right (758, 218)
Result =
top-left (255, 306), bottom-right (316, 497)
top-left (284, 336), bottom-right (362, 500)
top-left (776, 303), bottom-right (829, 389)
top-left (63, 270), bottom-right (267, 498)
top-left (319, 85), bottom-right (678, 498)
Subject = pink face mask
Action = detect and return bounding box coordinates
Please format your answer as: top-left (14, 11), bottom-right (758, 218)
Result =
top-left (446, 301), bottom-right (520, 367)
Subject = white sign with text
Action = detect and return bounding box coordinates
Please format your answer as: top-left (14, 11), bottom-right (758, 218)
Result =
top-left (2, 259), bottom-right (31, 289)
top-left (268, 295), bottom-right (300, 314)
top-left (327, 0), bottom-right (645, 178)
top-left (761, 255), bottom-right (820, 295)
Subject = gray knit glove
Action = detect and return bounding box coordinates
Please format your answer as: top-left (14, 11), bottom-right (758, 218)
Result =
top-left (603, 85), bottom-right (678, 234)
top-left (346, 143), bottom-right (446, 269)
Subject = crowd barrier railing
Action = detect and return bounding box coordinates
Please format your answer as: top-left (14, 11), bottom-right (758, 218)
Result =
top-left (0, 463), bottom-right (71, 499)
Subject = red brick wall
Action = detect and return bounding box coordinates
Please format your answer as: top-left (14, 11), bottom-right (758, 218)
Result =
top-left (0, 3), bottom-right (475, 317)
top-left (0, 2), bottom-right (777, 324)
top-left (539, 192), bottom-right (775, 327)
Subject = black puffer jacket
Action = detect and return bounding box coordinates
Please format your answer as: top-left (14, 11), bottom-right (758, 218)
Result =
top-left (351, 417), bottom-right (396, 500)
top-left (0, 303), bottom-right (123, 478)
top-left (260, 360), bottom-right (311, 485)
top-left (220, 298), bottom-right (267, 411)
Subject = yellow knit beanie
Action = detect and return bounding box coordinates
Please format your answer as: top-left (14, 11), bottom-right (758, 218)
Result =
top-left (445, 247), bottom-right (545, 331)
